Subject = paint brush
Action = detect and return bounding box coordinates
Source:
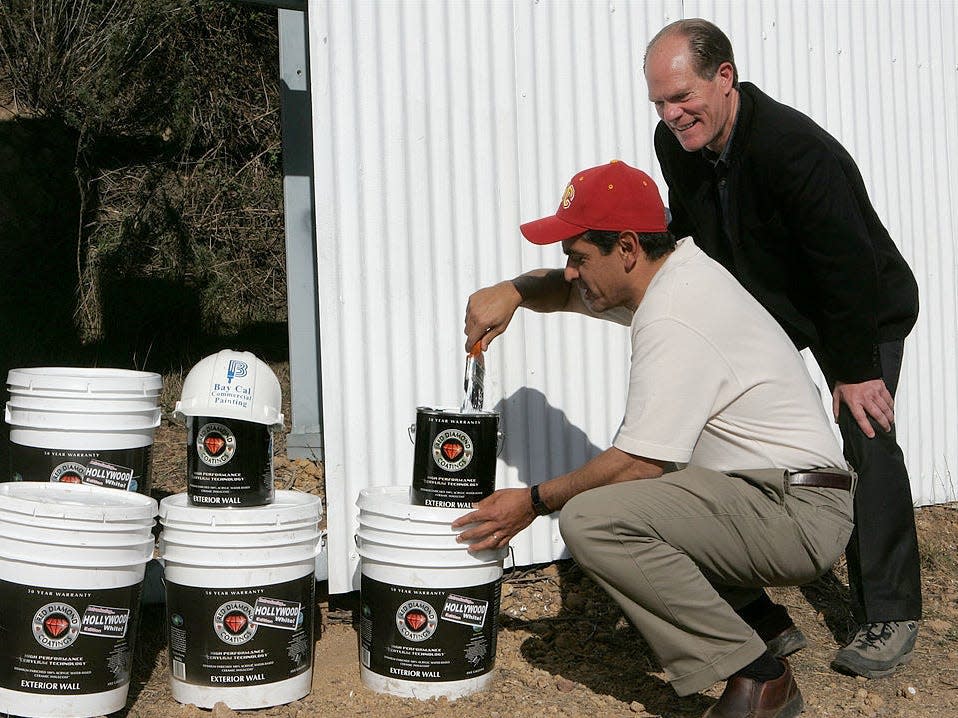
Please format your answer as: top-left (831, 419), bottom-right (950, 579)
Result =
top-left (460, 341), bottom-right (485, 413)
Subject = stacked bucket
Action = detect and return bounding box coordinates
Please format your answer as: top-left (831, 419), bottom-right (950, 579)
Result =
top-left (5, 366), bottom-right (163, 495)
top-left (1, 367), bottom-right (162, 718)
top-left (159, 350), bottom-right (322, 710)
top-left (356, 406), bottom-right (504, 701)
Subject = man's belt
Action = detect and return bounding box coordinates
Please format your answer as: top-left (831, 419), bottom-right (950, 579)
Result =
top-left (788, 470), bottom-right (853, 491)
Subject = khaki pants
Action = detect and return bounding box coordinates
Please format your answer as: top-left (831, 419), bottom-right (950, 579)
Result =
top-left (558, 466), bottom-right (854, 696)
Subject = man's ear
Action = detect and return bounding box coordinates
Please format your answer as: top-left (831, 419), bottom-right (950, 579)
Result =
top-left (618, 231), bottom-right (640, 269)
top-left (716, 61), bottom-right (735, 94)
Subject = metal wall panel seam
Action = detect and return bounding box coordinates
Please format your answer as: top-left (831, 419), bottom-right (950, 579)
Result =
top-left (894, 1), bottom-right (936, 504)
top-left (309, 0), bottom-right (350, 592)
top-left (925, 0), bottom-right (958, 502)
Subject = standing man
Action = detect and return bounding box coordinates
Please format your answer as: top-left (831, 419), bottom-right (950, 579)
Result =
top-left (643, 19), bottom-right (920, 678)
top-left (456, 159), bottom-right (855, 717)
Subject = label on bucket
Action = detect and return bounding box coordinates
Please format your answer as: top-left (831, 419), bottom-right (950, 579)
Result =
top-left (186, 416), bottom-right (274, 507)
top-left (411, 410), bottom-right (499, 509)
top-left (360, 575), bottom-right (501, 682)
top-left (166, 575), bottom-right (313, 687)
top-left (0, 579), bottom-right (142, 695)
top-left (8, 444), bottom-right (153, 494)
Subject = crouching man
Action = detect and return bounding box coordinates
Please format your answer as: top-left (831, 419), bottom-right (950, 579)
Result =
top-left (453, 160), bottom-right (854, 717)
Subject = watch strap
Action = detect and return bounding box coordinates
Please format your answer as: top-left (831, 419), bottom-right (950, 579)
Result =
top-left (530, 484), bottom-right (552, 516)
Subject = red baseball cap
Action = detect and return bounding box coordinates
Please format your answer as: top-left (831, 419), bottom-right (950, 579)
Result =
top-left (519, 160), bottom-right (667, 245)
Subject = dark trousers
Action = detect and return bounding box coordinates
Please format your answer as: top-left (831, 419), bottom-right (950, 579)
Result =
top-left (818, 340), bottom-right (922, 623)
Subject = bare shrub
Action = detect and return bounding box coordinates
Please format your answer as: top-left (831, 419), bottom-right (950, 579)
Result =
top-left (0, 0), bottom-right (177, 132)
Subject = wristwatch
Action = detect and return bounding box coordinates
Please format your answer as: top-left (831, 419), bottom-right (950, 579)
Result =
top-left (530, 484), bottom-right (552, 516)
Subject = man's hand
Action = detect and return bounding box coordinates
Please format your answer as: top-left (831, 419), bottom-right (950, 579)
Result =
top-left (463, 281), bottom-right (523, 351)
top-left (832, 378), bottom-right (895, 438)
top-left (451, 488), bottom-right (536, 553)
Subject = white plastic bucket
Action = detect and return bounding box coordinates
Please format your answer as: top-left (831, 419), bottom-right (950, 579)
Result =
top-left (356, 486), bottom-right (505, 701)
top-left (158, 490), bottom-right (322, 710)
top-left (5, 367), bottom-right (162, 495)
top-left (7, 367), bottom-right (162, 398)
top-left (0, 483), bottom-right (157, 718)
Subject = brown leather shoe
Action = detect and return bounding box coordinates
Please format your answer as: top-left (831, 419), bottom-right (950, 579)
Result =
top-left (702, 659), bottom-right (804, 717)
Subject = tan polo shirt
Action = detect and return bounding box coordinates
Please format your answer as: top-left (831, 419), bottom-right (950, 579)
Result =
top-left (612, 238), bottom-right (846, 472)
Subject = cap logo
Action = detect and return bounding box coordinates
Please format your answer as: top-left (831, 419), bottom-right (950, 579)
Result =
top-left (561, 183), bottom-right (575, 209)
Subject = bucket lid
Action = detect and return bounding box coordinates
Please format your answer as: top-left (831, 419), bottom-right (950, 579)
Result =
top-left (355, 527), bottom-right (463, 549)
top-left (5, 395), bottom-right (160, 412)
top-left (0, 535), bottom-right (156, 567)
top-left (173, 350), bottom-right (283, 428)
top-left (5, 403), bottom-right (162, 431)
top-left (357, 485), bottom-right (476, 522)
top-left (356, 536), bottom-right (507, 567)
top-left (0, 510), bottom-right (156, 533)
top-left (0, 482), bottom-right (158, 522)
top-left (6, 367), bottom-right (162, 395)
top-left (159, 490), bottom-right (321, 527)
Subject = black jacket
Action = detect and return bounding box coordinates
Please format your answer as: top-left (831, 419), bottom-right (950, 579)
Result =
top-left (655, 82), bottom-right (918, 383)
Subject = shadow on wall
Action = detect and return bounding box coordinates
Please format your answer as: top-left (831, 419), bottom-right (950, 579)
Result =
top-left (492, 386), bottom-right (604, 488)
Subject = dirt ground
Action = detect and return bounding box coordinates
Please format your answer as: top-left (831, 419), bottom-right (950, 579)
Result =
top-left (114, 366), bottom-right (958, 718)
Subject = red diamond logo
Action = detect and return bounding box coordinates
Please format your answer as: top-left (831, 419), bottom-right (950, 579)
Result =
top-left (204, 435), bottom-right (226, 455)
top-left (441, 440), bottom-right (463, 461)
top-left (404, 610), bottom-right (428, 632)
top-left (59, 472), bottom-right (83, 484)
top-left (44, 615), bottom-right (70, 637)
top-left (224, 612), bottom-right (247, 634)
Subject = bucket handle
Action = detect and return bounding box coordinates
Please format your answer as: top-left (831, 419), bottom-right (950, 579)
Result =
top-left (407, 423), bottom-right (505, 457)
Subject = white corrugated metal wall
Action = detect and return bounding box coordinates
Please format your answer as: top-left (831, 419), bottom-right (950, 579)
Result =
top-left (308, 0), bottom-right (958, 594)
